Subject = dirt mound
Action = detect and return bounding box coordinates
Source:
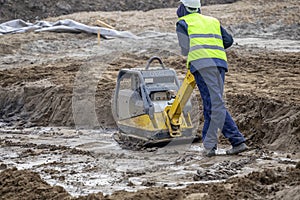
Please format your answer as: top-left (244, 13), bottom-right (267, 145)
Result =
top-left (227, 94), bottom-right (300, 152)
top-left (0, 0), bottom-right (240, 23)
top-left (0, 61), bottom-right (79, 128)
top-left (0, 168), bottom-right (71, 200)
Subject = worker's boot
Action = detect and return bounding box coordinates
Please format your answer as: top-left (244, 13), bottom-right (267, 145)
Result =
top-left (203, 146), bottom-right (217, 157)
top-left (226, 143), bottom-right (249, 155)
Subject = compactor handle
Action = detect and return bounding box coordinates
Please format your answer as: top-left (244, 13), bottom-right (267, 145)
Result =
top-left (145, 56), bottom-right (165, 70)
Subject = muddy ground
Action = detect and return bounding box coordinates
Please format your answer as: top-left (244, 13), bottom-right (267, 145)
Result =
top-left (0, 0), bottom-right (300, 199)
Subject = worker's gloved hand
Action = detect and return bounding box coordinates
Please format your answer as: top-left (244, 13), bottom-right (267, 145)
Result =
top-left (168, 97), bottom-right (175, 105)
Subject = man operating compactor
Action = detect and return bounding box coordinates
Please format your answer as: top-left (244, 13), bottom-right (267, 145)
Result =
top-left (176, 0), bottom-right (249, 157)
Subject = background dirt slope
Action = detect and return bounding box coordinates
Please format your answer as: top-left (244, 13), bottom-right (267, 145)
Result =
top-left (0, 0), bottom-right (240, 23)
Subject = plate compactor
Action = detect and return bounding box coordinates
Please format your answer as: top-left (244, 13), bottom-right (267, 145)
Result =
top-left (113, 57), bottom-right (199, 147)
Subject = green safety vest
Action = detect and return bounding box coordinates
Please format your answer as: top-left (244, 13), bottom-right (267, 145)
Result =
top-left (179, 13), bottom-right (227, 68)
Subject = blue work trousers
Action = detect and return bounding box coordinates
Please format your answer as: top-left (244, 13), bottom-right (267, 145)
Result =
top-left (191, 66), bottom-right (245, 150)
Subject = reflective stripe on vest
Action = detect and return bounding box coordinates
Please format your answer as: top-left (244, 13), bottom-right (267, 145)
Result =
top-left (179, 13), bottom-right (227, 68)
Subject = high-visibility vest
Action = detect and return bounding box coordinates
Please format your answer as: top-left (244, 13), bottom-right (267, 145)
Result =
top-left (179, 13), bottom-right (227, 68)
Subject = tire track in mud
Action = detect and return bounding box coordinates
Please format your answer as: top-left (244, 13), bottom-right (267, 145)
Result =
top-left (0, 137), bottom-right (92, 157)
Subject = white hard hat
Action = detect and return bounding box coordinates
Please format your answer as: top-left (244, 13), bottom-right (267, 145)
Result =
top-left (180, 0), bottom-right (201, 8)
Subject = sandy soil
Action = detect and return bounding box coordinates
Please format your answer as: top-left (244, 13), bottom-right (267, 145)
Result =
top-left (0, 0), bottom-right (239, 23)
top-left (0, 0), bottom-right (300, 199)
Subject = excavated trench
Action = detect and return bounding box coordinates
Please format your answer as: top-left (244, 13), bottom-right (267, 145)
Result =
top-left (0, 52), bottom-right (299, 152)
top-left (1, 89), bottom-right (299, 152)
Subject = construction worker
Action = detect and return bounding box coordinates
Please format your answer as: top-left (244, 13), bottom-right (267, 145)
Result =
top-left (176, 0), bottom-right (249, 156)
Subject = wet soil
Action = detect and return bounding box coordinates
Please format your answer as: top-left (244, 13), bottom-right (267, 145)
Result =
top-left (0, 0), bottom-right (300, 199)
top-left (1, 150), bottom-right (299, 200)
top-left (0, 128), bottom-right (299, 199)
top-left (102, 167), bottom-right (300, 200)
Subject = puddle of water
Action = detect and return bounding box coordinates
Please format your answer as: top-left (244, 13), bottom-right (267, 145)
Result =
top-left (1, 127), bottom-right (299, 197)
